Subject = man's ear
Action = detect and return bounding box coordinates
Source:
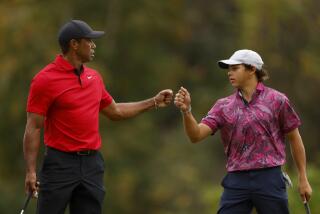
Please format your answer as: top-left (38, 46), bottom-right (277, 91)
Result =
top-left (69, 39), bottom-right (79, 50)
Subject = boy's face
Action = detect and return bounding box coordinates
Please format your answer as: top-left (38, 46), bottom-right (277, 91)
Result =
top-left (227, 64), bottom-right (254, 88)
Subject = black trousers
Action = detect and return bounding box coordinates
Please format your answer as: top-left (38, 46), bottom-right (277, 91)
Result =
top-left (218, 166), bottom-right (289, 214)
top-left (37, 147), bottom-right (105, 214)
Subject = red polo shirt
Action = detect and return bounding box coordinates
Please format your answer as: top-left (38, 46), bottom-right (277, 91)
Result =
top-left (27, 55), bottom-right (113, 152)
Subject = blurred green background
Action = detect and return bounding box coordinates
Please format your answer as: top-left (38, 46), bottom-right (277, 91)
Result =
top-left (0, 0), bottom-right (319, 213)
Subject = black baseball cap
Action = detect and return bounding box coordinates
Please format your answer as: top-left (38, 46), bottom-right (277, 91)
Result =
top-left (58, 20), bottom-right (105, 46)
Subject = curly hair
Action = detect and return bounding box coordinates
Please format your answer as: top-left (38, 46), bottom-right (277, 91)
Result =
top-left (244, 64), bottom-right (269, 82)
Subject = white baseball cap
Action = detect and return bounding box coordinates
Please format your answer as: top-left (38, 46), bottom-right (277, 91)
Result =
top-left (218, 49), bottom-right (264, 70)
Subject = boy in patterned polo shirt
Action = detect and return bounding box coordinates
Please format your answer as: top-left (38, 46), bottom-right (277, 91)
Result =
top-left (174, 49), bottom-right (312, 213)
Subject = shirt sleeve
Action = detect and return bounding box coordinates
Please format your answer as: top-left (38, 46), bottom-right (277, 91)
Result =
top-left (279, 96), bottom-right (301, 134)
top-left (99, 77), bottom-right (113, 111)
top-left (26, 73), bottom-right (53, 115)
top-left (200, 101), bottom-right (224, 135)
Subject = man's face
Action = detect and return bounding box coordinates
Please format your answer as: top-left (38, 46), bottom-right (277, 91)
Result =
top-left (227, 64), bottom-right (253, 88)
top-left (75, 38), bottom-right (96, 63)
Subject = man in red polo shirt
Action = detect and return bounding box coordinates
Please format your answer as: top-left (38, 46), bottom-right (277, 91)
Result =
top-left (23, 20), bottom-right (173, 214)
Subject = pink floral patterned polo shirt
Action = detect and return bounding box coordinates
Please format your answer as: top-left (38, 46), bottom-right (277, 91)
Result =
top-left (201, 83), bottom-right (301, 172)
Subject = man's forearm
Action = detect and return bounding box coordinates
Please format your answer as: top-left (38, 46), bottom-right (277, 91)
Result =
top-left (116, 98), bottom-right (155, 119)
top-left (23, 127), bottom-right (41, 173)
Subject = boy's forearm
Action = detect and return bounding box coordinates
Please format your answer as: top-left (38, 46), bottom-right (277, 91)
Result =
top-left (182, 112), bottom-right (201, 143)
top-left (290, 138), bottom-right (307, 179)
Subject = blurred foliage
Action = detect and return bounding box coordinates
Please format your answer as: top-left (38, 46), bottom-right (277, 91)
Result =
top-left (0, 0), bottom-right (319, 213)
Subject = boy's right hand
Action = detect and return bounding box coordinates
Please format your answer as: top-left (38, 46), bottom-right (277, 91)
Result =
top-left (174, 87), bottom-right (191, 113)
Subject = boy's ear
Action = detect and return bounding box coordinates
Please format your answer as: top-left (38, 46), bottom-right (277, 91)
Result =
top-left (249, 66), bottom-right (256, 75)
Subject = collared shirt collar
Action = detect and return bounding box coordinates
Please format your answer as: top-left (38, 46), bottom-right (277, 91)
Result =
top-left (236, 82), bottom-right (265, 105)
top-left (237, 82), bottom-right (265, 96)
top-left (256, 82), bottom-right (265, 92)
top-left (54, 54), bottom-right (84, 73)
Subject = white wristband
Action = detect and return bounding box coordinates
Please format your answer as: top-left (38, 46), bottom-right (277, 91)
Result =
top-left (181, 105), bottom-right (192, 114)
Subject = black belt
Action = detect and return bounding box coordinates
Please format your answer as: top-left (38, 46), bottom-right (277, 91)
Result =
top-left (46, 146), bottom-right (97, 156)
top-left (75, 150), bottom-right (97, 156)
